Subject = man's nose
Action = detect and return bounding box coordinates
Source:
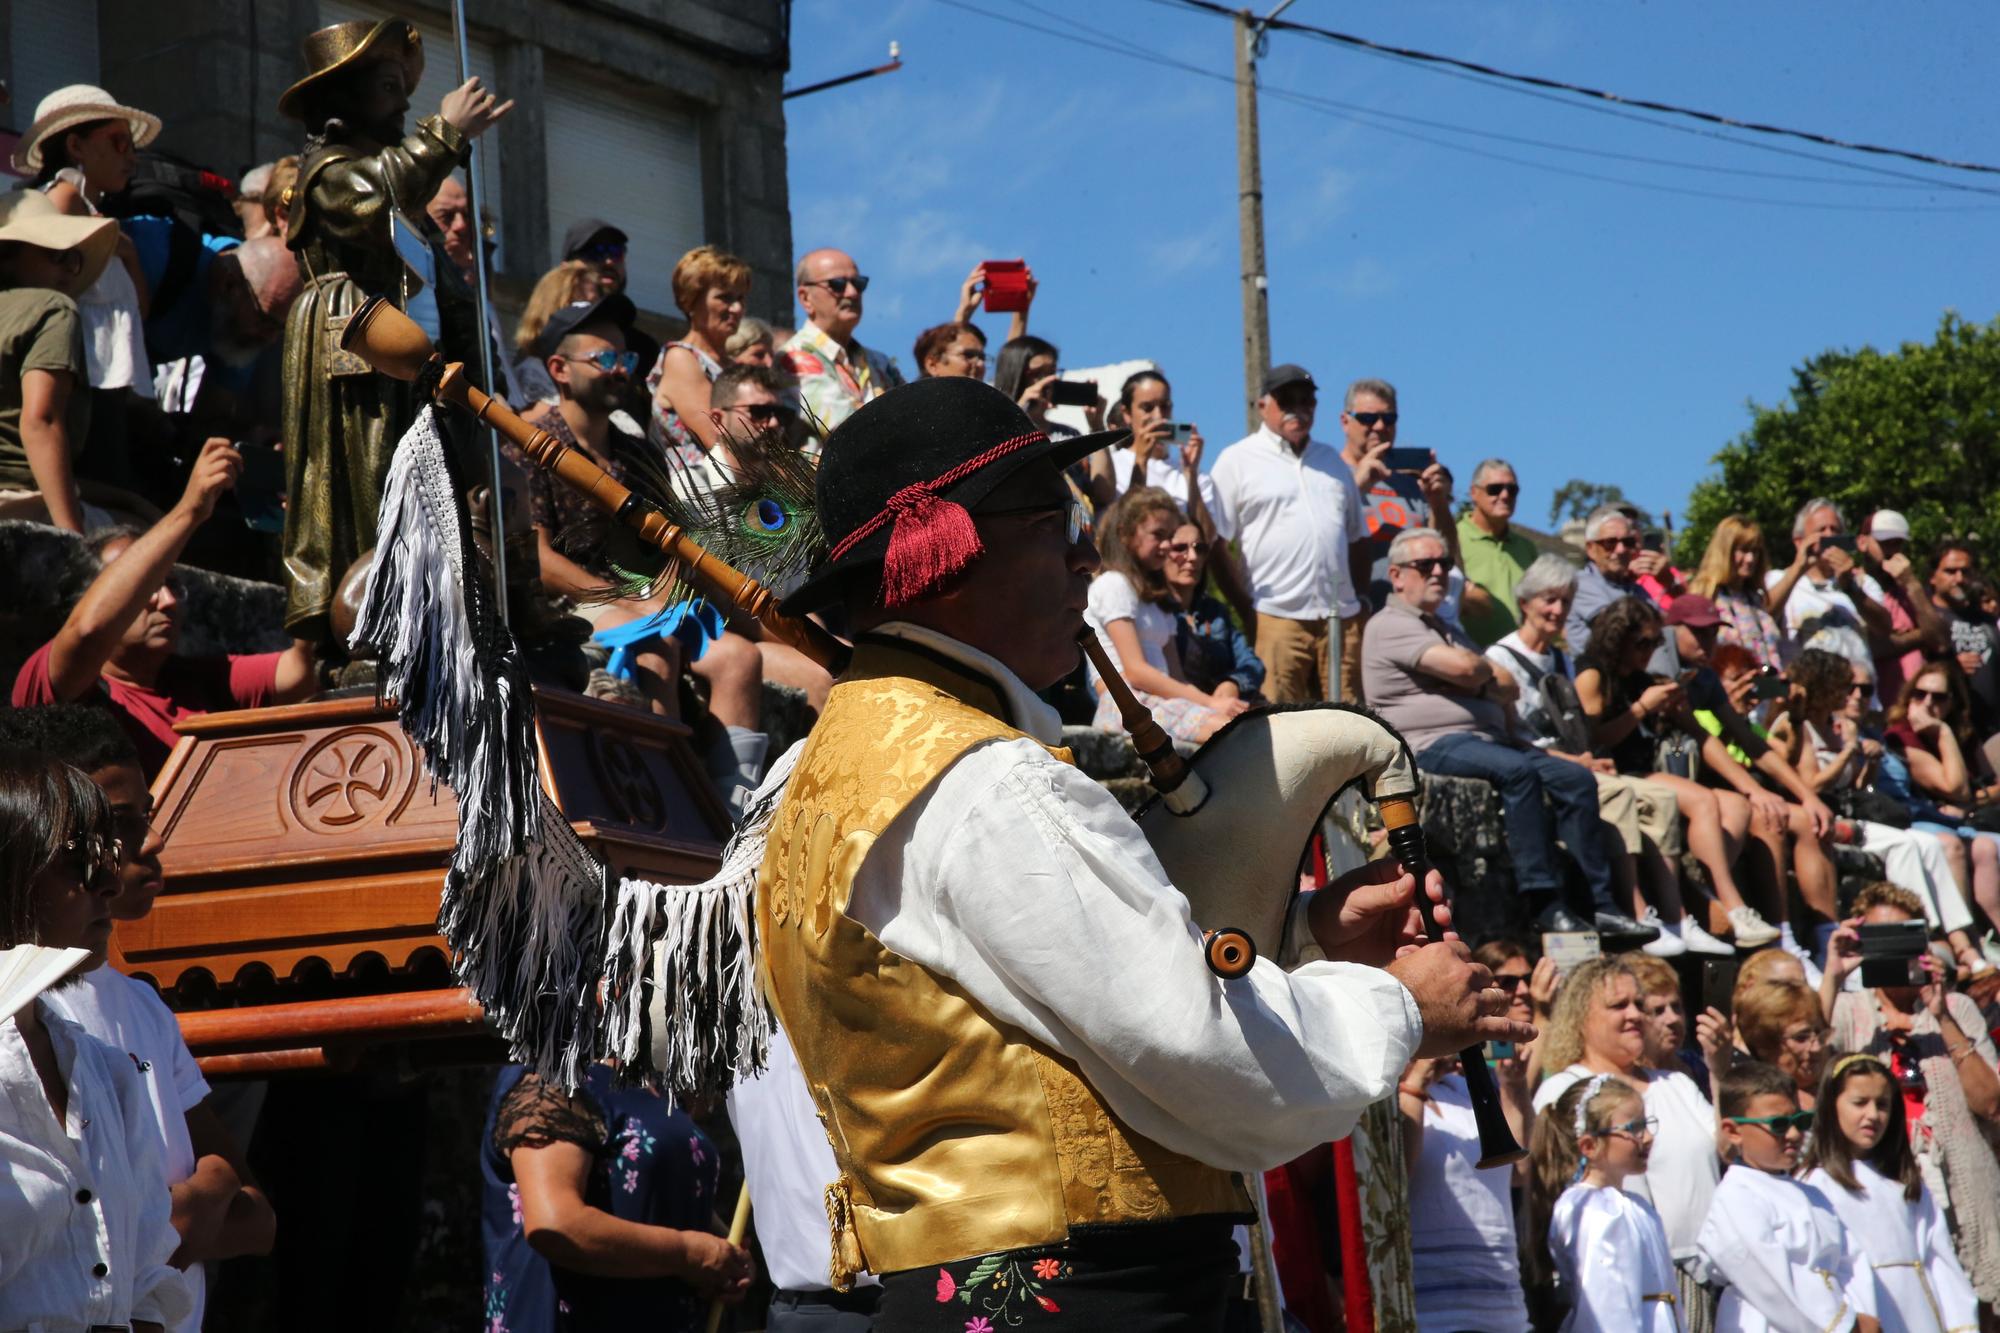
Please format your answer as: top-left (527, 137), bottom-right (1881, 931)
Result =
top-left (1074, 529), bottom-right (1103, 575)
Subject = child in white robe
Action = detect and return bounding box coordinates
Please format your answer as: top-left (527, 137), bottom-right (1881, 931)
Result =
top-left (1802, 1054), bottom-right (1978, 1333)
top-left (1697, 1060), bottom-right (1882, 1333)
top-left (1535, 1072), bottom-right (1686, 1333)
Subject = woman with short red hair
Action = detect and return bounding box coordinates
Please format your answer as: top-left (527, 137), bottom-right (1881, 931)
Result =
top-left (647, 244), bottom-right (752, 460)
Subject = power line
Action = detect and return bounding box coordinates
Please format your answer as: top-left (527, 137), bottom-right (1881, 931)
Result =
top-left (931, 0), bottom-right (2000, 212)
top-left (1155, 0), bottom-right (2000, 177)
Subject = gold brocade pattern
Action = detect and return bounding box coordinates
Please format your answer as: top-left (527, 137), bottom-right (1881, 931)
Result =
top-left (757, 641), bottom-right (1246, 1281)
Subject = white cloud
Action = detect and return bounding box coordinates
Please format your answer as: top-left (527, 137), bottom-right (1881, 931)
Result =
top-left (1340, 256), bottom-right (1396, 298)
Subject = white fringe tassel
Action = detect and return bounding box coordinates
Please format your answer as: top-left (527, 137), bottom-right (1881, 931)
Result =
top-left (602, 740), bottom-right (802, 1102)
top-left (350, 407), bottom-right (606, 1087)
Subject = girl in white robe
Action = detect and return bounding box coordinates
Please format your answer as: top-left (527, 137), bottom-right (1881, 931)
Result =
top-left (1697, 1060), bottom-right (1880, 1333)
top-left (1537, 1073), bottom-right (1686, 1333)
top-left (1803, 1054), bottom-right (1978, 1333)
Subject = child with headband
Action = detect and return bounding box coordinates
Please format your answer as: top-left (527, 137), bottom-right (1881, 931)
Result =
top-left (1802, 1053), bottom-right (1977, 1332)
top-left (1697, 1061), bottom-right (1882, 1332)
top-left (1532, 1072), bottom-right (1684, 1331)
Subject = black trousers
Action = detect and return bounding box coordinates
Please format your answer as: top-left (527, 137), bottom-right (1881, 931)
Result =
top-left (874, 1216), bottom-right (1244, 1331)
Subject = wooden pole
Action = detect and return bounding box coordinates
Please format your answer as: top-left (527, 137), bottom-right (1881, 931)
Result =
top-left (1234, 8), bottom-right (1270, 434)
top-left (704, 1183), bottom-right (752, 1333)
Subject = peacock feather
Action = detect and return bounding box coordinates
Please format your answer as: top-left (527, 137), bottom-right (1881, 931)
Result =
top-left (684, 423), bottom-right (826, 598)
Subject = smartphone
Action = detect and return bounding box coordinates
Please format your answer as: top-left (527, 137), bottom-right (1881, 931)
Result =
top-left (1381, 447), bottom-right (1432, 472)
top-left (1857, 919), bottom-right (1930, 989)
top-left (1047, 379), bottom-right (1098, 408)
top-left (1484, 1039), bottom-right (1517, 1064)
top-left (1752, 668), bottom-right (1786, 701)
top-left (1641, 530), bottom-right (1666, 553)
top-left (233, 440), bottom-right (285, 534)
top-left (1704, 956), bottom-right (1742, 1019)
top-left (1168, 422), bottom-right (1196, 447)
top-left (1820, 533), bottom-right (1859, 554)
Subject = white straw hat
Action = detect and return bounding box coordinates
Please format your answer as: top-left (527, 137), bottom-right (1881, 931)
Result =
top-left (0, 190), bottom-right (119, 292)
top-left (10, 85), bottom-right (162, 176)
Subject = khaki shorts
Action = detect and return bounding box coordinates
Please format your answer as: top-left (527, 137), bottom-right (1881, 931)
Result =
top-left (1593, 772), bottom-right (1683, 857)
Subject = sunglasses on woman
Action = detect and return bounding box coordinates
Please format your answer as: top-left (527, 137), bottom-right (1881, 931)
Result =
top-left (1913, 687), bottom-right (1952, 706)
top-left (1165, 540), bottom-right (1209, 557)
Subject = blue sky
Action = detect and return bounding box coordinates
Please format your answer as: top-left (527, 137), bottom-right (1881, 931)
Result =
top-left (783, 0), bottom-right (2000, 533)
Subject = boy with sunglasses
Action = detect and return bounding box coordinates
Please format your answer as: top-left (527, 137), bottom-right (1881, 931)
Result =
top-left (1697, 1061), bottom-right (1883, 1333)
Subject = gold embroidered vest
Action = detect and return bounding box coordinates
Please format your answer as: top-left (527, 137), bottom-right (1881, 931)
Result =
top-left (757, 639), bottom-right (1247, 1282)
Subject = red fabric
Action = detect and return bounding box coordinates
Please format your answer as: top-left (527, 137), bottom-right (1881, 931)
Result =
top-left (13, 641), bottom-right (283, 777)
top-left (1884, 720), bottom-right (1938, 761)
top-left (1332, 1137), bottom-right (1373, 1333)
top-left (1263, 1161), bottom-right (1339, 1333)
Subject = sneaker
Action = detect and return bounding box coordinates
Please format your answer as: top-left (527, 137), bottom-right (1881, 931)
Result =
top-left (1639, 909), bottom-right (1687, 957)
top-left (1595, 910), bottom-right (1663, 948)
top-left (1675, 916), bottom-right (1735, 956)
top-left (1727, 905), bottom-right (1781, 949)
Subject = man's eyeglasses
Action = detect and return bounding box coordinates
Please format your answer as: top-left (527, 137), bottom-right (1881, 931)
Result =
top-left (110, 808), bottom-right (155, 854)
top-left (1605, 1115), bottom-right (1660, 1139)
top-left (1395, 556), bottom-right (1450, 577)
top-left (804, 275), bottom-right (870, 297)
top-left (564, 350), bottom-right (641, 376)
top-left (981, 499), bottom-right (1086, 546)
top-left (580, 241), bottom-right (626, 264)
top-left (1846, 681), bottom-right (1871, 697)
top-left (1480, 483), bottom-right (1520, 497)
top-left (1729, 1110), bottom-right (1813, 1136)
top-left (1349, 410), bottom-right (1398, 428)
top-left (1595, 535), bottom-right (1640, 549)
top-left (1166, 539), bottom-right (1210, 558)
top-left (733, 402), bottom-right (783, 424)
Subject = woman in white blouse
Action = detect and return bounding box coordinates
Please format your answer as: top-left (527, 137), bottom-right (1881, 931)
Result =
top-left (1085, 487), bottom-right (1248, 743)
top-left (0, 751), bottom-right (189, 1332)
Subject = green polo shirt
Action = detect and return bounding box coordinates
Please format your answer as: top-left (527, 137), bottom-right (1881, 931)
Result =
top-left (1456, 515), bottom-right (1539, 646)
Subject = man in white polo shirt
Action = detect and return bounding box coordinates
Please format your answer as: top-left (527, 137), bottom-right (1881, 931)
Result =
top-left (1210, 364), bottom-right (1371, 703)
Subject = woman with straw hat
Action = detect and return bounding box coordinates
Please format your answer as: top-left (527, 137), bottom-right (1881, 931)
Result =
top-left (12, 86), bottom-right (162, 491)
top-left (0, 191), bottom-right (119, 533)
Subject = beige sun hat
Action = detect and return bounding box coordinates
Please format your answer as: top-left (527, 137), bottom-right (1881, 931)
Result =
top-left (0, 190), bottom-right (119, 292)
top-left (10, 84), bottom-right (162, 176)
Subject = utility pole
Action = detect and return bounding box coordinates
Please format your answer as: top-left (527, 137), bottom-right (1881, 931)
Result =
top-left (1234, 1), bottom-right (1294, 433)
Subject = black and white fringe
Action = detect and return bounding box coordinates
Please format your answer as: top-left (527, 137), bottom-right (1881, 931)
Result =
top-left (351, 407), bottom-right (606, 1087)
top-left (601, 740), bottom-right (802, 1103)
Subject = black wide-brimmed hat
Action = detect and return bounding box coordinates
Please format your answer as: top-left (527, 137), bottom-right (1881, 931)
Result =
top-left (780, 377), bottom-right (1122, 616)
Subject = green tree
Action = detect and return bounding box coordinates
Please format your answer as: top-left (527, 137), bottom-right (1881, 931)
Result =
top-left (1679, 311), bottom-right (2000, 570)
top-left (1548, 480), bottom-right (1653, 529)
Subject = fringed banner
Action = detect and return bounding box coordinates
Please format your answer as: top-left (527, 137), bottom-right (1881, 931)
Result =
top-left (350, 407), bottom-right (606, 1088)
top-left (602, 740), bottom-right (801, 1104)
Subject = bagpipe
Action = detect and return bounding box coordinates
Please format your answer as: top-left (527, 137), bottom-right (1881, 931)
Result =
top-left (339, 296), bottom-right (1522, 1167)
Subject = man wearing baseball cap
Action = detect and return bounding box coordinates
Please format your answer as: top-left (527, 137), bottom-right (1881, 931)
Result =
top-left (1210, 362), bottom-right (1374, 702)
top-left (1861, 508), bottom-right (1949, 701)
top-left (754, 373), bottom-right (1521, 1320)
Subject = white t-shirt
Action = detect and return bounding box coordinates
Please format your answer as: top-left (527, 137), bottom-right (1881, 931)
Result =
top-left (725, 1023), bottom-right (878, 1293)
top-left (49, 967), bottom-right (211, 1333)
top-left (1485, 632), bottom-right (1574, 749)
top-left (1408, 1074), bottom-right (1530, 1332)
top-left (1532, 1064), bottom-right (1719, 1260)
top-left (1208, 426), bottom-right (1365, 621)
top-left (1766, 567), bottom-right (1886, 666)
top-left (1085, 570), bottom-right (1177, 680)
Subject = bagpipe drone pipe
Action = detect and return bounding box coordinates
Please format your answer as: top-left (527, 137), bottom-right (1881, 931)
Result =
top-left (339, 294), bottom-right (1518, 1166)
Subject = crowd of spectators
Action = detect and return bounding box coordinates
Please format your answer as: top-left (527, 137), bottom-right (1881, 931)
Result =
top-left (9, 58), bottom-right (2000, 1333)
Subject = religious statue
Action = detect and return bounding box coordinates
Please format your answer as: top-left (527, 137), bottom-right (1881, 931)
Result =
top-left (275, 17), bottom-right (510, 645)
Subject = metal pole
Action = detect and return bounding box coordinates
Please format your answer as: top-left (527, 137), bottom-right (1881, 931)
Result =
top-left (451, 0), bottom-right (509, 624)
top-left (1234, 9), bottom-right (1270, 435)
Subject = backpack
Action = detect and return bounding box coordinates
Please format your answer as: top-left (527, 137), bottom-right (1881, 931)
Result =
top-left (98, 149), bottom-right (245, 329)
top-left (1499, 642), bottom-right (1595, 756)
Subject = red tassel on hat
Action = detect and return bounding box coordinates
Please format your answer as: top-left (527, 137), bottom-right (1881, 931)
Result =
top-left (878, 483), bottom-right (985, 608)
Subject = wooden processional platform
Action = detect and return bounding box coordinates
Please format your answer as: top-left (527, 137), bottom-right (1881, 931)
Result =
top-left (117, 690), bottom-right (732, 1077)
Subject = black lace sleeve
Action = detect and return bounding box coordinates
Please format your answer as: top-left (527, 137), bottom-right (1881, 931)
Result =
top-left (493, 1073), bottom-right (607, 1157)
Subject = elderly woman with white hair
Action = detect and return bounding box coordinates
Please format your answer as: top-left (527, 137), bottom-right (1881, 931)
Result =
top-left (1487, 554), bottom-right (1731, 958)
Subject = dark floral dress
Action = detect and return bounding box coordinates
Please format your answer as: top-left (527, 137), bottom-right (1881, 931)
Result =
top-left (480, 1065), bottom-right (721, 1332)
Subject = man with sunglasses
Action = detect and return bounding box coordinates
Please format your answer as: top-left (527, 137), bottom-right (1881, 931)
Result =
top-left (1569, 504), bottom-right (1681, 672)
top-left (783, 246), bottom-right (904, 435)
top-left (1365, 526), bottom-right (1655, 941)
top-left (735, 375), bottom-right (1522, 1321)
top-left (1457, 457), bottom-right (1541, 647)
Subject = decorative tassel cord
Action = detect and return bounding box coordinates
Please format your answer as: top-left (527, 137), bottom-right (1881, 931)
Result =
top-left (350, 408), bottom-right (606, 1087)
top-left (602, 740), bottom-right (802, 1103)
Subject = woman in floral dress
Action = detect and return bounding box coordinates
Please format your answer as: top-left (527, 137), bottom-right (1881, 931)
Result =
top-left (480, 1064), bottom-right (750, 1331)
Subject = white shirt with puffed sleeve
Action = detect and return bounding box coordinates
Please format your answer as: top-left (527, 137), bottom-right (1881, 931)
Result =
top-left (842, 623), bottom-right (1425, 1172)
